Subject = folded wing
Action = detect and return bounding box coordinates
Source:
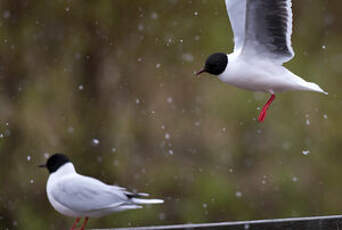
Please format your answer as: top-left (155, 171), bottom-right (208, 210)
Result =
top-left (51, 176), bottom-right (130, 212)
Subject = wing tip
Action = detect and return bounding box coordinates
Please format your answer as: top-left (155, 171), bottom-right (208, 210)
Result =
top-left (131, 198), bottom-right (164, 205)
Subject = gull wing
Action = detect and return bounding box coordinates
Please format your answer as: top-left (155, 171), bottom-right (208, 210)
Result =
top-left (225, 0), bottom-right (248, 52)
top-left (225, 0), bottom-right (294, 64)
top-left (50, 175), bottom-right (129, 213)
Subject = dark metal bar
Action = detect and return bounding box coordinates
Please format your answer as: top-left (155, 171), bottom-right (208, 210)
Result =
top-left (93, 215), bottom-right (342, 230)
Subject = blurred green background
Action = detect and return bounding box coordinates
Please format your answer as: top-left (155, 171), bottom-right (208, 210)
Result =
top-left (0, 0), bottom-right (341, 229)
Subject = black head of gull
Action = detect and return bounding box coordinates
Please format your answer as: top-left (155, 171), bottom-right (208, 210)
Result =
top-left (197, 52), bottom-right (228, 76)
top-left (39, 153), bottom-right (70, 173)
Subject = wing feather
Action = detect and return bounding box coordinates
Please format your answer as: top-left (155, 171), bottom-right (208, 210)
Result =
top-left (51, 175), bottom-right (128, 213)
top-left (225, 0), bottom-right (294, 64)
top-left (242, 0), bottom-right (294, 63)
top-left (225, 0), bottom-right (247, 52)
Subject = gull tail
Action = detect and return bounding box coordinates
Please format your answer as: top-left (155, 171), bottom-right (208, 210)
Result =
top-left (297, 79), bottom-right (328, 95)
top-left (115, 205), bottom-right (143, 211)
top-left (131, 198), bottom-right (164, 205)
top-left (305, 82), bottom-right (328, 95)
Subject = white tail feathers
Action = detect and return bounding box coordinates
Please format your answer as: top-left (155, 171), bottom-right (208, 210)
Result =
top-left (297, 80), bottom-right (328, 95)
top-left (303, 82), bottom-right (328, 95)
top-left (115, 205), bottom-right (143, 212)
top-left (136, 192), bottom-right (149, 197)
top-left (131, 198), bottom-right (164, 205)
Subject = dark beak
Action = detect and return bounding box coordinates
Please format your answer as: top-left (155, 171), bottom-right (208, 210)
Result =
top-left (38, 164), bottom-right (46, 168)
top-left (196, 68), bottom-right (206, 76)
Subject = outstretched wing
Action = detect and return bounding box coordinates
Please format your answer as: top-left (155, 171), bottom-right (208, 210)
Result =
top-left (225, 0), bottom-right (247, 52)
top-left (225, 0), bottom-right (294, 64)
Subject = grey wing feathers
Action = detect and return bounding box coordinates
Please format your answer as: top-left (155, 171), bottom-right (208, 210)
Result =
top-left (242, 0), bottom-right (294, 63)
top-left (51, 176), bottom-right (129, 212)
top-left (225, 0), bottom-right (248, 52)
top-left (51, 175), bottom-right (163, 213)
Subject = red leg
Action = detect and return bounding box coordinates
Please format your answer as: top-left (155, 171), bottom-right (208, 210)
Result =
top-left (79, 217), bottom-right (89, 230)
top-left (71, 217), bottom-right (81, 230)
top-left (258, 94), bottom-right (276, 122)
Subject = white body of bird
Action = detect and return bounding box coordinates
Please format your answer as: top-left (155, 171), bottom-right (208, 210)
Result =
top-left (219, 52), bottom-right (326, 94)
top-left (197, 0), bottom-right (327, 122)
top-left (47, 163), bottom-right (163, 218)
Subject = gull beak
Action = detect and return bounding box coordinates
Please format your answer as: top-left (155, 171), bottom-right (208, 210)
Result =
top-left (196, 68), bottom-right (206, 77)
top-left (38, 164), bottom-right (46, 168)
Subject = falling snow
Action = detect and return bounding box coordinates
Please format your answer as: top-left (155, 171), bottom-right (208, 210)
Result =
top-left (302, 150), bottom-right (310, 156)
top-left (138, 24), bottom-right (144, 31)
top-left (68, 127), bottom-right (75, 133)
top-left (151, 12), bottom-right (158, 20)
top-left (92, 138), bottom-right (100, 145)
top-left (181, 53), bottom-right (194, 62)
top-left (235, 191), bottom-right (242, 198)
top-left (3, 10), bottom-right (11, 19)
top-left (306, 119), bottom-right (311, 126)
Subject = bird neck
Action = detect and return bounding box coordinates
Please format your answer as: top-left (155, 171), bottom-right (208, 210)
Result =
top-left (53, 162), bottom-right (76, 176)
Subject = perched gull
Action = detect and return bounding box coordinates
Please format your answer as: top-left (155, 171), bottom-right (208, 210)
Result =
top-left (197, 0), bottom-right (327, 122)
top-left (39, 153), bottom-right (163, 230)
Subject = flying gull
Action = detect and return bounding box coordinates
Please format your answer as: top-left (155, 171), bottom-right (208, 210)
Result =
top-left (197, 0), bottom-right (327, 122)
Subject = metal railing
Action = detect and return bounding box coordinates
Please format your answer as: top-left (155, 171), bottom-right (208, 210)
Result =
top-left (93, 215), bottom-right (342, 230)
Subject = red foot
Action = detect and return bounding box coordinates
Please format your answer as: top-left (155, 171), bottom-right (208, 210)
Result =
top-left (258, 94), bottom-right (276, 122)
top-left (71, 217), bottom-right (80, 230)
top-left (79, 217), bottom-right (89, 230)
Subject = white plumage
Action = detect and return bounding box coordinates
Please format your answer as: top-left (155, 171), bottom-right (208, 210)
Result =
top-left (41, 154), bottom-right (163, 230)
top-left (47, 163), bottom-right (163, 218)
top-left (198, 0), bottom-right (327, 122)
top-left (222, 0), bottom-right (325, 93)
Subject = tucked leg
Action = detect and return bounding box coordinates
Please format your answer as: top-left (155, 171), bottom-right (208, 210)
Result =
top-left (79, 217), bottom-right (89, 230)
top-left (258, 94), bottom-right (276, 122)
top-left (70, 217), bottom-right (81, 230)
